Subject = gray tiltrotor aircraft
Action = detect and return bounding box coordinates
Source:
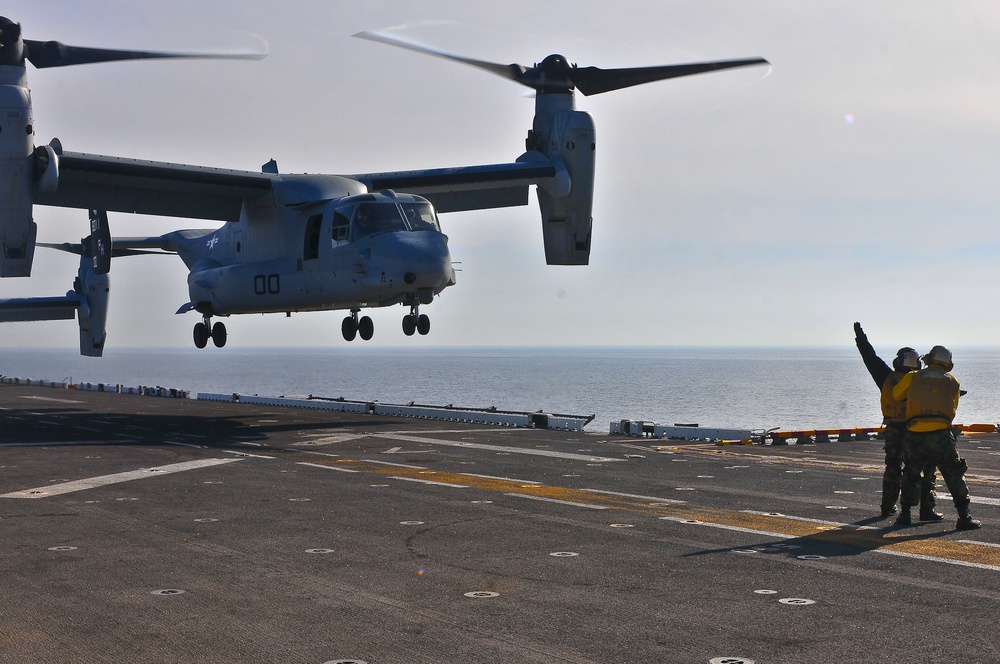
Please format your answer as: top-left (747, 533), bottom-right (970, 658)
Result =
top-left (0, 19), bottom-right (768, 355)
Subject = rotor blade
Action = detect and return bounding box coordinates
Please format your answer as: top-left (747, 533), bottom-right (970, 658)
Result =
top-left (38, 242), bottom-right (164, 258)
top-left (109, 248), bottom-right (168, 257)
top-left (572, 57), bottom-right (770, 96)
top-left (38, 241), bottom-right (84, 254)
top-left (354, 31), bottom-right (531, 88)
top-left (24, 39), bottom-right (266, 69)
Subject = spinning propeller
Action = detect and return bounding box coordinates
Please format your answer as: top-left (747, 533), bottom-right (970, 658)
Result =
top-left (0, 16), bottom-right (266, 69)
top-left (355, 31), bottom-right (769, 96)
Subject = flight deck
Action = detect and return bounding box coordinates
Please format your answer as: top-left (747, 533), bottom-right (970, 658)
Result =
top-left (2, 382), bottom-right (1000, 663)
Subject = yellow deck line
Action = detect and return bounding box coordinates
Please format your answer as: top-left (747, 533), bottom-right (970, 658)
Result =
top-left (302, 456), bottom-right (1000, 570)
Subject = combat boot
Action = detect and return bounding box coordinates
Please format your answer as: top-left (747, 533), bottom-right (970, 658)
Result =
top-left (880, 501), bottom-right (898, 517)
top-left (956, 500), bottom-right (982, 531)
top-left (895, 506), bottom-right (912, 527)
top-left (919, 507), bottom-right (944, 522)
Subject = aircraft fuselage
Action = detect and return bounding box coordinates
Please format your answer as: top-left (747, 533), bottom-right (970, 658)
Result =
top-left (164, 186), bottom-right (456, 321)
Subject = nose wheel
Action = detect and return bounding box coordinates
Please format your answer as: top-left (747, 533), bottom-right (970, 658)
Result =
top-left (193, 317), bottom-right (227, 348)
top-left (342, 310), bottom-right (374, 341)
top-left (402, 306), bottom-right (430, 337)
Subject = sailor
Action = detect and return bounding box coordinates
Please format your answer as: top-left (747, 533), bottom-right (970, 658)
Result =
top-left (892, 345), bottom-right (981, 530)
top-left (853, 323), bottom-right (940, 519)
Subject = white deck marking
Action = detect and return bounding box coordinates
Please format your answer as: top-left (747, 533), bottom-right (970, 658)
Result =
top-left (504, 493), bottom-right (608, 510)
top-left (371, 433), bottom-right (622, 462)
top-left (365, 459), bottom-right (427, 469)
top-left (0, 459), bottom-right (241, 499)
top-left (223, 450), bottom-right (276, 460)
top-left (389, 475), bottom-right (468, 488)
top-left (383, 446), bottom-right (438, 455)
top-left (296, 433), bottom-right (370, 446)
top-left (659, 515), bottom-right (791, 539)
top-left (958, 540), bottom-right (1000, 548)
top-left (298, 462), bottom-right (360, 473)
top-left (740, 510), bottom-right (885, 530)
top-left (17, 395), bottom-right (84, 404)
top-left (662, 514), bottom-right (1000, 572)
top-left (939, 493), bottom-right (1000, 506)
top-left (584, 488), bottom-right (686, 504)
top-left (462, 473), bottom-right (542, 484)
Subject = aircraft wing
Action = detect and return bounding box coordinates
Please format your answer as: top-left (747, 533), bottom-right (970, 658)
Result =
top-left (353, 156), bottom-right (559, 213)
top-left (34, 150), bottom-right (276, 222)
top-left (34, 149), bottom-right (557, 220)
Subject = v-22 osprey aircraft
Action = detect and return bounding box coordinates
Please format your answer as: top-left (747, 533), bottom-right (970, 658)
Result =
top-left (0, 19), bottom-right (768, 355)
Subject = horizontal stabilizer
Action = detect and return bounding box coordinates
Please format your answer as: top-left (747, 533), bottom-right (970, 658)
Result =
top-left (0, 295), bottom-right (79, 322)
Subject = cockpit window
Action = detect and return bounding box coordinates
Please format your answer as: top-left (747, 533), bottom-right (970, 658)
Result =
top-left (400, 202), bottom-right (441, 232)
top-left (332, 207), bottom-right (352, 243)
top-left (352, 203), bottom-right (407, 238)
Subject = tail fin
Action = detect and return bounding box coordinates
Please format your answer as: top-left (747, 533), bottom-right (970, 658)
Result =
top-left (74, 253), bottom-right (110, 357)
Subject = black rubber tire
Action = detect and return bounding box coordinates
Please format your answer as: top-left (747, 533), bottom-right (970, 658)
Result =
top-left (417, 314), bottom-right (430, 336)
top-left (402, 315), bottom-right (416, 336)
top-left (193, 322), bottom-right (209, 349)
top-left (358, 316), bottom-right (374, 341)
top-left (342, 316), bottom-right (357, 342)
top-left (211, 322), bottom-right (227, 348)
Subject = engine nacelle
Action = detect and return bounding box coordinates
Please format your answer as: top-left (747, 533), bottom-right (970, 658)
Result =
top-left (0, 71), bottom-right (36, 277)
top-left (530, 107), bottom-right (596, 266)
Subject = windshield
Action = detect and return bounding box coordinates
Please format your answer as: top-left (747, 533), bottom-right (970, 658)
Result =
top-left (401, 202), bottom-right (441, 232)
top-left (352, 202), bottom-right (407, 238)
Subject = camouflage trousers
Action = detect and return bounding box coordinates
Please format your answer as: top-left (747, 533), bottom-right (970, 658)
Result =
top-left (883, 423), bottom-right (937, 510)
top-left (900, 427), bottom-right (970, 508)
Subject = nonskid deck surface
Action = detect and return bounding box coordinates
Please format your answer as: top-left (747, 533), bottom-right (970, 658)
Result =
top-left (3, 383), bottom-right (1000, 663)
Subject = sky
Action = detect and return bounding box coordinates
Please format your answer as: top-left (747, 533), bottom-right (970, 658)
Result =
top-left (2, 0), bottom-right (1000, 351)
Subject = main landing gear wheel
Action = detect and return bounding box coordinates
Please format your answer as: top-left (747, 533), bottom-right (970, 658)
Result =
top-left (193, 322), bottom-right (209, 349)
top-left (403, 308), bottom-right (431, 337)
top-left (358, 315), bottom-right (374, 341)
top-left (342, 316), bottom-right (357, 341)
top-left (342, 311), bottom-right (374, 342)
top-left (211, 322), bottom-right (227, 348)
top-left (194, 318), bottom-right (227, 349)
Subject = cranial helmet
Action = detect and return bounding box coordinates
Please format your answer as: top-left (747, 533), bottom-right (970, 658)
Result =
top-left (922, 345), bottom-right (954, 371)
top-left (893, 347), bottom-right (920, 372)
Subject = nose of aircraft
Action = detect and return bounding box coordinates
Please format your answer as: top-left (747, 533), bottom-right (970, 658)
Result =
top-left (374, 231), bottom-right (454, 291)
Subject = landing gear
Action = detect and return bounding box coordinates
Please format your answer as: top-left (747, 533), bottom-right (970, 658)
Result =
top-left (402, 305), bottom-right (430, 337)
top-left (211, 321), bottom-right (227, 348)
top-left (193, 322), bottom-right (209, 349)
top-left (342, 315), bottom-right (357, 341)
top-left (342, 310), bottom-right (374, 342)
top-left (358, 315), bottom-right (374, 341)
top-left (193, 316), bottom-right (227, 349)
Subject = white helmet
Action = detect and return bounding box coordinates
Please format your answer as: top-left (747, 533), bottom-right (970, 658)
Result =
top-left (922, 345), bottom-right (953, 371)
top-left (894, 348), bottom-right (920, 371)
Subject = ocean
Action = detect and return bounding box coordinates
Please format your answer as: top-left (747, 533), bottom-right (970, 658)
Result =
top-left (2, 346), bottom-right (999, 432)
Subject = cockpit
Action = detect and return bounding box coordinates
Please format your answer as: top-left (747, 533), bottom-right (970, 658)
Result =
top-left (332, 194), bottom-right (441, 243)
top-left (303, 193), bottom-right (443, 261)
